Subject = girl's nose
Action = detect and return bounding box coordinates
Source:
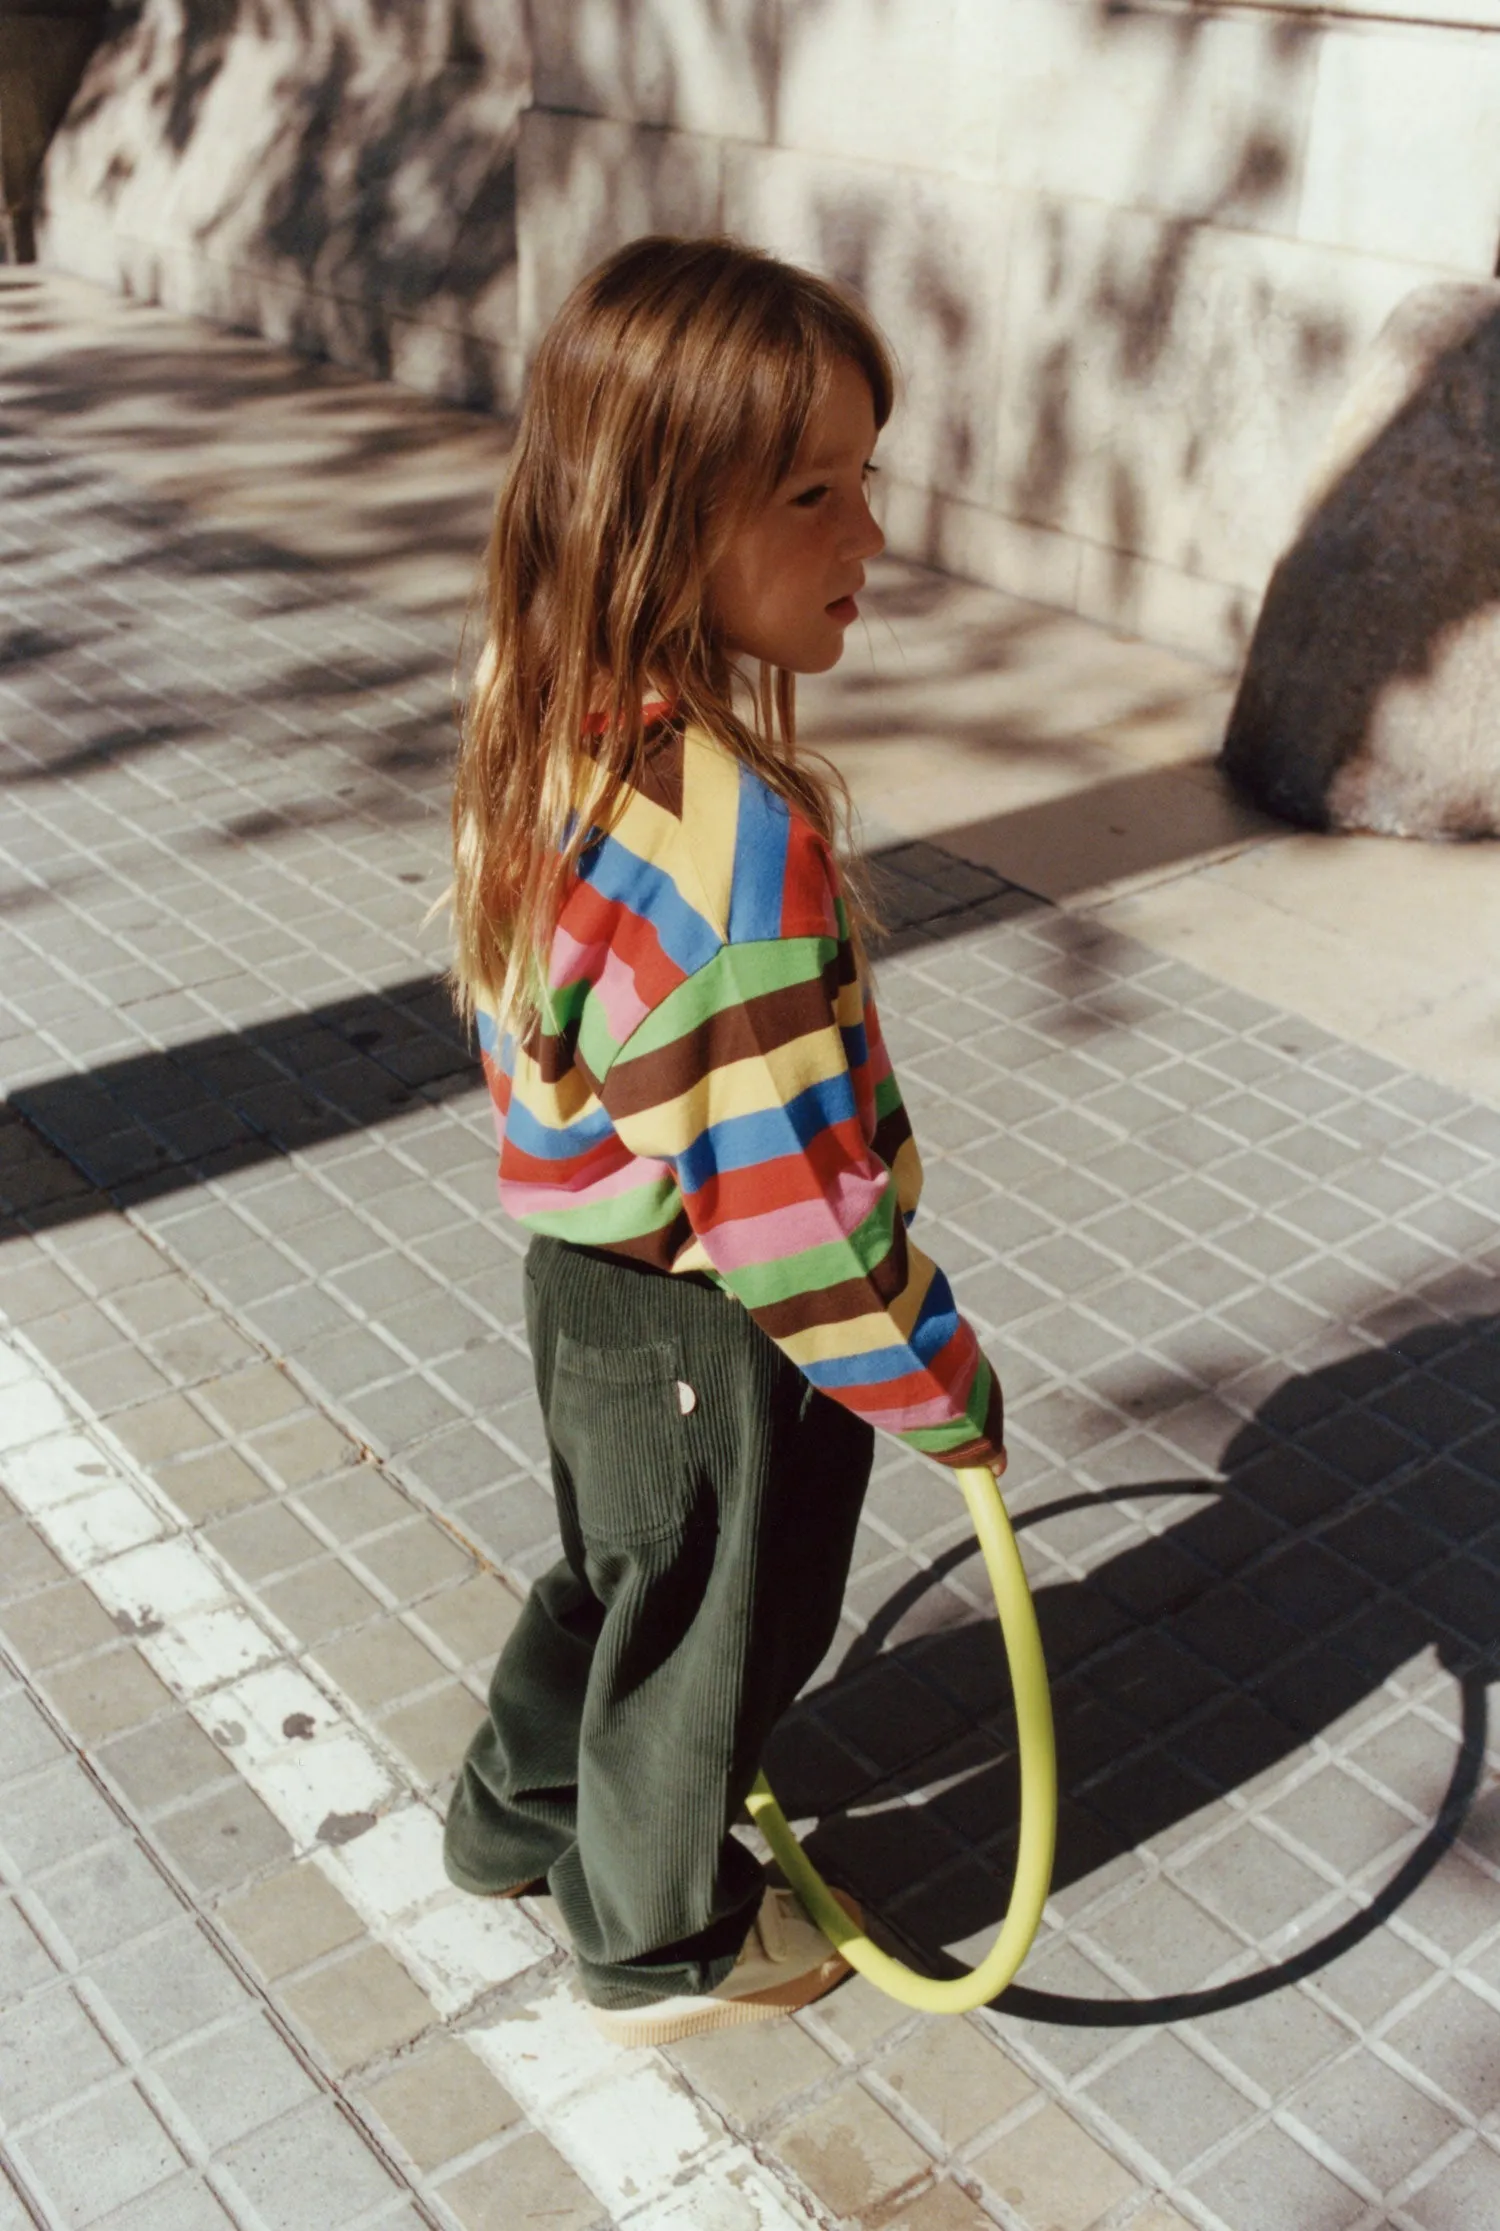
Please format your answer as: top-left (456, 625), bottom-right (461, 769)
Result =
top-left (850, 491), bottom-right (885, 562)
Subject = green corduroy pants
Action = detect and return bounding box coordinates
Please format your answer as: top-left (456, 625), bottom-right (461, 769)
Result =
top-left (444, 1234), bottom-right (874, 2008)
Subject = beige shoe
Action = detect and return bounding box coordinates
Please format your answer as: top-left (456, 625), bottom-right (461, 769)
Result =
top-left (589, 1885), bottom-right (860, 2046)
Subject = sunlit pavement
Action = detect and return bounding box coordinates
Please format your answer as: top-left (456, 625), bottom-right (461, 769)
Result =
top-left (2, 268), bottom-right (1498, 2231)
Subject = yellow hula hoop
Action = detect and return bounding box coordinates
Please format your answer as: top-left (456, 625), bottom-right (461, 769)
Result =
top-left (746, 1462), bottom-right (1057, 2013)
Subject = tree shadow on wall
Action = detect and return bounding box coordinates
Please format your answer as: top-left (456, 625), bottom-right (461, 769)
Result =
top-left (45, 0), bottom-right (526, 409)
top-left (47, 0), bottom-right (1363, 674)
top-left (39, 0), bottom-right (1500, 854)
top-left (768, 1318), bottom-right (1500, 2024)
top-left (777, 1), bottom-right (1342, 660)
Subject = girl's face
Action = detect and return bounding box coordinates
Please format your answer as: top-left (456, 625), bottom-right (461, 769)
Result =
top-left (708, 356), bottom-right (885, 675)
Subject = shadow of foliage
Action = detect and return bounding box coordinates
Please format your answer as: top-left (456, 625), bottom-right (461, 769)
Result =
top-left (43, 0), bottom-right (1358, 647)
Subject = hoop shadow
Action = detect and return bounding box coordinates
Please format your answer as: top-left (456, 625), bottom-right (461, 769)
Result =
top-left (766, 1317), bottom-right (1500, 2025)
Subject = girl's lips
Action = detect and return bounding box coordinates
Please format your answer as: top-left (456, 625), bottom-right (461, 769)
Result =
top-left (826, 595), bottom-right (859, 624)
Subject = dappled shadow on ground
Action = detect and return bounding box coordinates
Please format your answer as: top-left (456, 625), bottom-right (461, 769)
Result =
top-left (4, 377), bottom-right (1251, 979)
top-left (1, 276), bottom-right (1256, 908)
top-left (770, 1322), bottom-right (1500, 2026)
top-left (0, 418), bottom-right (474, 858)
top-left (0, 274), bottom-right (508, 619)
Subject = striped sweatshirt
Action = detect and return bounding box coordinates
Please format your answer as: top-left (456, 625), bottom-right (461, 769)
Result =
top-left (478, 714), bottom-right (1005, 1469)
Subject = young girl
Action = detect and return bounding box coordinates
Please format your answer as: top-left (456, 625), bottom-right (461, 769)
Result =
top-left (443, 236), bottom-right (1006, 2046)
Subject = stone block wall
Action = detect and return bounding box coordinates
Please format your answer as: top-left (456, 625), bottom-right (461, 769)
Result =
top-left (36, 0), bottom-right (530, 408)
top-left (518, 0), bottom-right (1500, 662)
top-left (32, 0), bottom-right (1500, 659)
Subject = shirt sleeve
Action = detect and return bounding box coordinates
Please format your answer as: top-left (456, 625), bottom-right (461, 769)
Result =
top-left (594, 838), bottom-right (1005, 1471)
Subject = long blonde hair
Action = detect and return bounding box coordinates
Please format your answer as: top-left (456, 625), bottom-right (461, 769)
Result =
top-left (450, 234), bottom-right (894, 1036)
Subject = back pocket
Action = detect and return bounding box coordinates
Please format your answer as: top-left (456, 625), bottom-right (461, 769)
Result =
top-left (548, 1332), bottom-right (694, 1545)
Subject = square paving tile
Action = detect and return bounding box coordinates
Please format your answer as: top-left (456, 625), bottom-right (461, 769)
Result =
top-left (1084, 2032), bottom-right (1258, 2177)
top-left (154, 2011), bottom-right (320, 2152)
top-left (1308, 1909), bottom-right (1442, 2031)
top-left (971, 2100), bottom-right (1138, 2230)
top-left (2, 1756), bottom-right (120, 1875)
top-left (91, 1916), bottom-right (250, 2055)
top-left (154, 1444), bottom-right (272, 1521)
top-left (37, 1645), bottom-right (175, 1743)
top-left (1188, 2119), bottom-right (1366, 2231)
top-left (1187, 1985), bottom-right (1354, 2100)
top-left (0, 1894), bottom-right (57, 2000)
top-left (84, 2171), bottom-right (236, 2230)
top-left (877, 2018), bottom-right (1035, 2151)
top-left (0, 1986), bottom-right (120, 2126)
top-left (1082, 1877), bottom-right (1248, 1998)
top-left (278, 1940), bottom-right (434, 2073)
top-left (1406, 2140), bottom-right (1500, 2231)
top-left (1286, 2046), bottom-right (1464, 2199)
top-left (205, 1501), bottom-right (323, 1584)
top-left (378, 1685), bottom-right (486, 1783)
top-left (14, 2079), bottom-right (184, 2225)
top-left (410, 1573), bottom-right (521, 1667)
top-left (349, 1518), bottom-right (475, 1600)
top-left (0, 1515), bottom-right (67, 1603)
top-left (776, 2080), bottom-right (934, 2223)
top-left (665, 2019), bottom-right (832, 2130)
top-left (0, 1687), bottom-right (66, 1781)
top-left (1266, 1765), bottom-right (1424, 1883)
top-left (1172, 1820), bottom-right (1333, 1943)
top-left (1384, 1979), bottom-right (1500, 2121)
top-left (294, 1468), bottom-right (414, 1541)
top-left (96, 1711), bottom-right (237, 1815)
top-left (260, 1557), bottom-right (384, 1642)
top-left (359, 2034), bottom-right (522, 2172)
top-left (150, 1778), bottom-right (293, 1894)
top-left (435, 2129), bottom-right (602, 2231)
top-left (26, 1835), bottom-right (183, 1963)
top-left (0, 1579), bottom-right (122, 1668)
top-left (311, 1618), bottom-right (451, 1710)
top-left (219, 2095), bottom-right (400, 2229)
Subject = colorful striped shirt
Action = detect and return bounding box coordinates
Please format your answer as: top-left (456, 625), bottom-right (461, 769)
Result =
top-left (478, 714), bottom-right (1004, 1469)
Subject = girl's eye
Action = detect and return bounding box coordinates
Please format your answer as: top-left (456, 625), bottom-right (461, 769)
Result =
top-left (791, 484), bottom-right (829, 509)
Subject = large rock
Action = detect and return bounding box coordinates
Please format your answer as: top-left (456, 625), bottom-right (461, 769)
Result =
top-left (1221, 282), bottom-right (1500, 838)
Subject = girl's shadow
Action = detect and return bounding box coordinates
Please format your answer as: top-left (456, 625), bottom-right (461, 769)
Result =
top-left (766, 1316), bottom-right (1500, 2023)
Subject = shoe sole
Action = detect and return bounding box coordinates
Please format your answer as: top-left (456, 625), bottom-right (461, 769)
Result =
top-left (446, 1860), bottom-right (548, 1899)
top-left (590, 1891), bottom-right (861, 2048)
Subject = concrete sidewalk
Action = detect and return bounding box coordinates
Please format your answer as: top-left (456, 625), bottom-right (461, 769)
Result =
top-left (2, 269), bottom-right (1498, 2231)
top-left (3, 269), bottom-right (1499, 1111)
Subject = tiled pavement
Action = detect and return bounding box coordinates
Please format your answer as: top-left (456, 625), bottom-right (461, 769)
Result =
top-left (0, 380), bottom-right (1497, 2231)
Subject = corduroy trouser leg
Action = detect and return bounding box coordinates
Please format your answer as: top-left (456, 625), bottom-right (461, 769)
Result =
top-left (444, 1235), bottom-right (874, 2009)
